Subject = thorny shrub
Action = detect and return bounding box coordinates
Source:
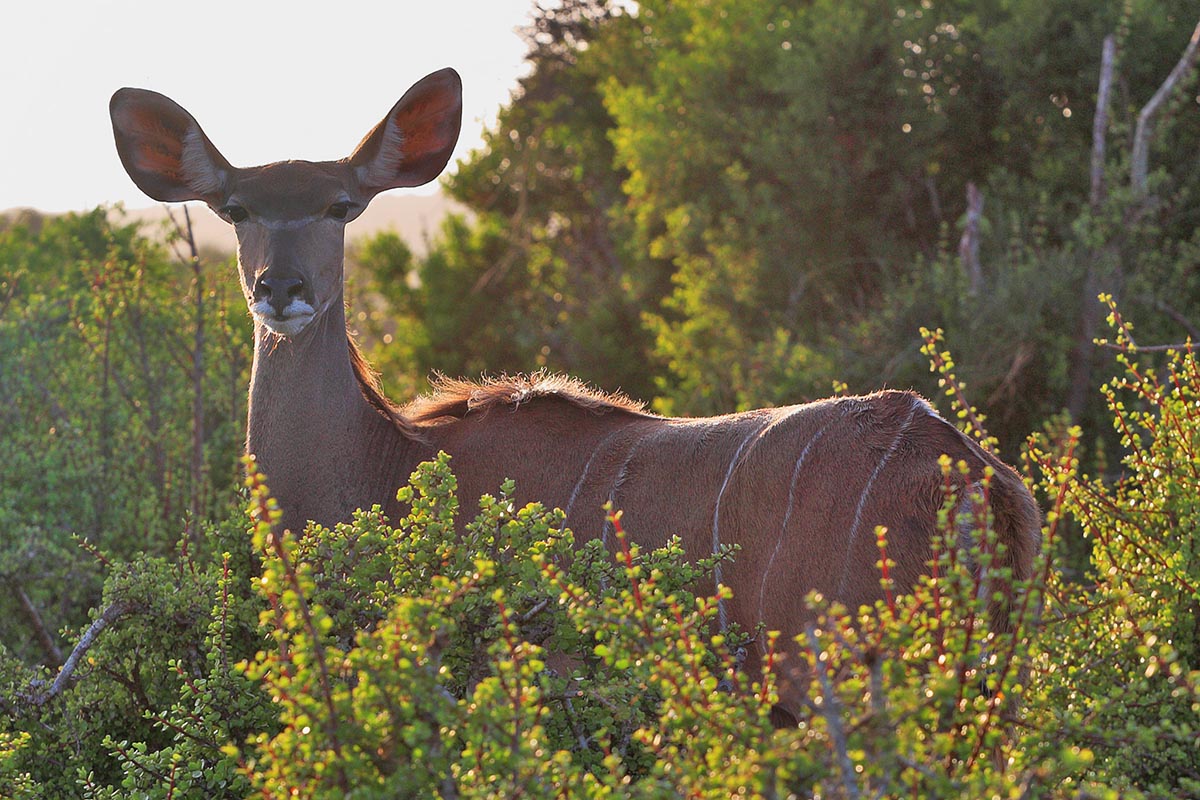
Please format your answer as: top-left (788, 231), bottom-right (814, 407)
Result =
top-left (2, 305), bottom-right (1199, 797)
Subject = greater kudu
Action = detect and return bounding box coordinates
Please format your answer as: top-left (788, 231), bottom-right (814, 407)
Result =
top-left (110, 68), bottom-right (1040, 724)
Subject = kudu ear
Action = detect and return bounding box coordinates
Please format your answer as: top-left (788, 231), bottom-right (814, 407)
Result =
top-left (109, 88), bottom-right (233, 204)
top-left (348, 68), bottom-right (463, 197)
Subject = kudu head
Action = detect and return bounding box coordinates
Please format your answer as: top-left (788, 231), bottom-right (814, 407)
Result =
top-left (110, 69), bottom-right (462, 338)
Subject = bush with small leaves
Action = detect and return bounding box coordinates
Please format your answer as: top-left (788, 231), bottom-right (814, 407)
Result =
top-left (10, 303), bottom-right (1200, 798)
top-left (0, 730), bottom-right (34, 799)
top-left (1025, 298), bottom-right (1200, 798)
top-left (232, 441), bottom-right (1054, 798)
top-left (0, 509), bottom-right (269, 799)
top-left (234, 452), bottom-right (752, 796)
top-left (0, 210), bottom-right (250, 671)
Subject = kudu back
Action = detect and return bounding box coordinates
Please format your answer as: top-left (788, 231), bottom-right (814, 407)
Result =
top-left (110, 69), bottom-right (1041, 724)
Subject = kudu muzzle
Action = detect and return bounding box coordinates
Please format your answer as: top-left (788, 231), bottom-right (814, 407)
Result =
top-left (253, 272), bottom-right (308, 319)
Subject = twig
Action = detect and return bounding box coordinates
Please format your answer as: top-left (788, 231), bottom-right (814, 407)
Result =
top-left (805, 622), bottom-right (860, 800)
top-left (559, 691), bottom-right (591, 752)
top-left (431, 684), bottom-right (459, 800)
top-left (9, 581), bottom-right (63, 666)
top-left (1065, 31), bottom-right (1121, 422)
top-left (168, 205), bottom-right (207, 540)
top-left (1146, 296), bottom-right (1200, 341)
top-left (957, 182), bottom-right (984, 295)
top-left (1131, 19), bottom-right (1200, 197)
top-left (1090, 35), bottom-right (1117, 209)
top-left (1099, 340), bottom-right (1194, 354)
top-left (519, 597), bottom-right (551, 623)
top-left (25, 601), bottom-right (133, 706)
top-left (867, 657), bottom-right (892, 799)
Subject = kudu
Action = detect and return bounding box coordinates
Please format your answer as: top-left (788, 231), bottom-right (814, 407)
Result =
top-left (110, 68), bottom-right (1040, 724)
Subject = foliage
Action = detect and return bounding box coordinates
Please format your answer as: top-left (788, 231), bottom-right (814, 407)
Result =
top-left (0, 511), bottom-right (269, 798)
top-left (351, 0), bottom-right (657, 400)
top-left (0, 730), bottom-right (34, 799)
top-left (1026, 298), bottom-right (1200, 797)
top-left (0, 208), bottom-right (249, 667)
top-left (1, 307), bottom-right (1199, 796)
top-left (606, 0), bottom-right (935, 413)
top-left (349, 0), bottom-right (1200, 457)
top-left (598, 0), bottom-right (1200, 435)
top-left (4, 0), bottom-right (1200, 796)
top-left (846, 207), bottom-right (1086, 448)
top-left (233, 452), bottom-right (764, 797)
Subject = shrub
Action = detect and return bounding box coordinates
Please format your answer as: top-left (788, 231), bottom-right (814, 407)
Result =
top-left (234, 452), bottom-right (759, 797)
top-left (0, 510), bottom-right (267, 797)
top-left (226, 455), bottom-right (1047, 797)
top-left (1026, 297), bottom-right (1200, 798)
top-left (6, 305), bottom-right (1200, 797)
top-left (0, 209), bottom-right (249, 670)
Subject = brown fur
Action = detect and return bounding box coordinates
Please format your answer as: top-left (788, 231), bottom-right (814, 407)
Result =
top-left (394, 383), bottom-right (1041, 723)
top-left (110, 72), bottom-right (1042, 726)
top-left (404, 370), bottom-right (649, 423)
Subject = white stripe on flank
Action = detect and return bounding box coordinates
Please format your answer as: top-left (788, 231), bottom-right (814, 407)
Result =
top-left (593, 426), bottom-right (670, 594)
top-left (600, 429), bottom-right (656, 550)
top-left (560, 429), bottom-right (625, 535)
top-left (711, 411), bottom-right (784, 630)
top-left (836, 397), bottom-right (923, 595)
top-left (755, 414), bottom-right (838, 627)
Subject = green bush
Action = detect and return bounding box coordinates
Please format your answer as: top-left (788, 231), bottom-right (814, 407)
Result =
top-left (3, 306), bottom-right (1200, 797)
top-left (234, 452), bottom-right (761, 797)
top-left (0, 209), bottom-right (249, 669)
top-left (1026, 298), bottom-right (1200, 798)
top-left (0, 511), bottom-right (267, 798)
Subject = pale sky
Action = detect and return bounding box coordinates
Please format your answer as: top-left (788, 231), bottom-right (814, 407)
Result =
top-left (1, 0), bottom-right (538, 212)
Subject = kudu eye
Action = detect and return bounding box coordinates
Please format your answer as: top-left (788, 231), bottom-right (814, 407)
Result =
top-left (326, 202), bottom-right (352, 221)
top-left (220, 204), bottom-right (249, 224)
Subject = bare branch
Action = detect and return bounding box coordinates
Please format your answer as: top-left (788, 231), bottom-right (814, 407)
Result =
top-left (957, 182), bottom-right (984, 296)
top-left (1146, 296), bottom-right (1200, 341)
top-left (28, 373), bottom-right (73, 431)
top-left (924, 175), bottom-right (944, 226)
top-left (558, 690), bottom-right (591, 753)
top-left (867, 656), bottom-right (892, 800)
top-left (1131, 19), bottom-right (1200, 197)
top-left (184, 206), bottom-right (207, 537)
top-left (9, 581), bottom-right (63, 666)
top-left (1090, 35), bottom-right (1117, 210)
top-left (1066, 32), bottom-right (1126, 422)
top-left (23, 601), bottom-right (134, 707)
top-left (519, 597), bottom-right (551, 623)
top-left (806, 622), bottom-right (861, 800)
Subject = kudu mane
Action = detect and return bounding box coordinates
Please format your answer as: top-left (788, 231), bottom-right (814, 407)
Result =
top-left (346, 332), bottom-right (422, 439)
top-left (348, 330), bottom-right (648, 434)
top-left (406, 370), bottom-right (648, 425)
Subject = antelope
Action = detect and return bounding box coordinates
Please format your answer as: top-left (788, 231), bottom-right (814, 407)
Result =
top-left (110, 68), bottom-right (1040, 725)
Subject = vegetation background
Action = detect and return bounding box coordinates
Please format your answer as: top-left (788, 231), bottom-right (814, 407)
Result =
top-left (2, 0), bottom-right (1199, 796)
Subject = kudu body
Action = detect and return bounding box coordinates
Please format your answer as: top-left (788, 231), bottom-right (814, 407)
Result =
top-left (110, 69), bottom-right (1040, 723)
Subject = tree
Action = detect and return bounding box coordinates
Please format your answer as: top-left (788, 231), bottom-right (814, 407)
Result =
top-left (355, 0), bottom-right (657, 400)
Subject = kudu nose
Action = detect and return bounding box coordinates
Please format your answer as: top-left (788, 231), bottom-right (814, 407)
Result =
top-left (254, 275), bottom-right (305, 317)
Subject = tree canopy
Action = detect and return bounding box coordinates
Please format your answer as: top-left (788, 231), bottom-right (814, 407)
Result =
top-left (356, 0), bottom-right (1200, 453)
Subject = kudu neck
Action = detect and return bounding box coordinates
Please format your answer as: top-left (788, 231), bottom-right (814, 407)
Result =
top-left (245, 296), bottom-right (411, 530)
top-left (246, 299), bottom-right (362, 489)
top-left (247, 297), bottom-right (362, 428)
